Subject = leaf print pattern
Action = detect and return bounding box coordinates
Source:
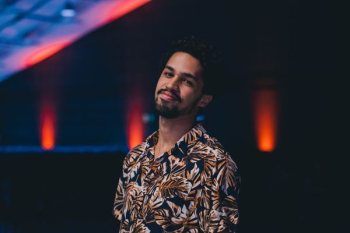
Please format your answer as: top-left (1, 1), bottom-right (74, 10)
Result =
top-left (113, 124), bottom-right (240, 232)
top-left (159, 175), bottom-right (192, 199)
top-left (168, 201), bottom-right (198, 231)
top-left (124, 182), bottom-right (143, 220)
top-left (130, 219), bottom-right (151, 233)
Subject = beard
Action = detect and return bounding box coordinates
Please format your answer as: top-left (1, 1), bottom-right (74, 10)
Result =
top-left (154, 96), bottom-right (200, 119)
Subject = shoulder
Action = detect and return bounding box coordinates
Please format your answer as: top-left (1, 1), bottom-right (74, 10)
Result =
top-left (120, 141), bottom-right (150, 183)
top-left (203, 133), bottom-right (225, 151)
top-left (190, 131), bottom-right (239, 173)
top-left (195, 132), bottom-right (235, 160)
top-left (203, 133), bottom-right (241, 192)
top-left (123, 130), bottom-right (157, 162)
top-left (127, 141), bottom-right (148, 156)
top-left (188, 131), bottom-right (240, 193)
top-left (123, 141), bottom-right (148, 166)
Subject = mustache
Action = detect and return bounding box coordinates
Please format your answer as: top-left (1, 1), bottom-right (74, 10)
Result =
top-left (157, 88), bottom-right (181, 102)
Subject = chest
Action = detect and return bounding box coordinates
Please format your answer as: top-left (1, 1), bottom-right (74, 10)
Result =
top-left (124, 151), bottom-right (205, 200)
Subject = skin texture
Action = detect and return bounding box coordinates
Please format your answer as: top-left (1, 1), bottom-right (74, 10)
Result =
top-left (154, 52), bottom-right (213, 157)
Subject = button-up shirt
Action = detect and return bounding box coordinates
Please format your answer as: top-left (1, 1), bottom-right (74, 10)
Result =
top-left (113, 124), bottom-right (240, 232)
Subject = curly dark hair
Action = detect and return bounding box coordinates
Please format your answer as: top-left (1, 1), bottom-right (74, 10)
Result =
top-left (160, 35), bottom-right (227, 96)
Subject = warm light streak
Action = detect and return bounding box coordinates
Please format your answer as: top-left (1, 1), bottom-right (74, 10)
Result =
top-left (127, 99), bottom-right (144, 149)
top-left (1, 0), bottom-right (151, 82)
top-left (106, 0), bottom-right (151, 22)
top-left (25, 41), bottom-right (69, 67)
top-left (252, 89), bottom-right (279, 152)
top-left (41, 105), bottom-right (56, 150)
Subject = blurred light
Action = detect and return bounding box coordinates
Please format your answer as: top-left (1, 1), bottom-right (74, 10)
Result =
top-left (252, 85), bottom-right (279, 152)
top-left (106, 0), bottom-right (151, 22)
top-left (196, 114), bottom-right (205, 121)
top-left (25, 41), bottom-right (69, 67)
top-left (41, 105), bottom-right (56, 150)
top-left (127, 100), bottom-right (144, 149)
top-left (142, 113), bottom-right (155, 123)
top-left (61, 2), bottom-right (76, 17)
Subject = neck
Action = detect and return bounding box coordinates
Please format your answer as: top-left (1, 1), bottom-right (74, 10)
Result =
top-left (154, 115), bottom-right (197, 158)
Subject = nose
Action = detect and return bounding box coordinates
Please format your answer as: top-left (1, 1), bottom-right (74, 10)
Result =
top-left (166, 76), bottom-right (180, 92)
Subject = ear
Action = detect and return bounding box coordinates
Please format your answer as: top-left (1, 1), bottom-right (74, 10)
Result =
top-left (197, 94), bottom-right (213, 108)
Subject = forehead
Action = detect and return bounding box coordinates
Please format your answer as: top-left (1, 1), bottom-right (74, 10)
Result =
top-left (166, 52), bottom-right (203, 79)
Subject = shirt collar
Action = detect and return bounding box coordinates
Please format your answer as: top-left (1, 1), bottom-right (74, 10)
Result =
top-left (145, 123), bottom-right (206, 155)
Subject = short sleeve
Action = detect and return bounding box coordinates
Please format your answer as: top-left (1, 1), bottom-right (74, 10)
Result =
top-left (217, 153), bottom-right (240, 232)
top-left (199, 152), bottom-right (240, 232)
top-left (113, 176), bottom-right (125, 221)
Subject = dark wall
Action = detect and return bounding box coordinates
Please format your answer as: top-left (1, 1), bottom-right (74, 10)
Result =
top-left (0, 0), bottom-right (337, 232)
top-left (0, 0), bottom-right (335, 148)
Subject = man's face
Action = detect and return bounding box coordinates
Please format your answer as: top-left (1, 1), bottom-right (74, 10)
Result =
top-left (155, 52), bottom-right (212, 119)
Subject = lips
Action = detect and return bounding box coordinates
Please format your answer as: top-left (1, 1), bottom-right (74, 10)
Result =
top-left (159, 90), bottom-right (180, 102)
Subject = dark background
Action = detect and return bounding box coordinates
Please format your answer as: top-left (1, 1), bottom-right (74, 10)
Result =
top-left (0, 0), bottom-right (338, 232)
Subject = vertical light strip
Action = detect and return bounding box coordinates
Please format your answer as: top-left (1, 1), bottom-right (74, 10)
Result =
top-left (126, 98), bottom-right (144, 150)
top-left (41, 104), bottom-right (56, 150)
top-left (252, 83), bottom-right (279, 152)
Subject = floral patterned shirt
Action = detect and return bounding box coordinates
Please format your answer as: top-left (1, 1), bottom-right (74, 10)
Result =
top-left (113, 123), bottom-right (240, 232)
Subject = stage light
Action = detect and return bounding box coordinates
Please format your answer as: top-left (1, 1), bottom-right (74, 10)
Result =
top-left (25, 41), bottom-right (69, 67)
top-left (106, 0), bottom-right (151, 22)
top-left (142, 113), bottom-right (155, 123)
top-left (127, 101), bottom-right (144, 149)
top-left (41, 105), bottom-right (56, 150)
top-left (196, 115), bottom-right (205, 121)
top-left (61, 1), bottom-right (76, 18)
top-left (252, 79), bottom-right (280, 152)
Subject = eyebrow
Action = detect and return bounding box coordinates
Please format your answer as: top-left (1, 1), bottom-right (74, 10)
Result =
top-left (165, 65), bottom-right (198, 81)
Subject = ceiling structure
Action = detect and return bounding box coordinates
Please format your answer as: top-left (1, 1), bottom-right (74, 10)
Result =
top-left (0, 0), bottom-right (150, 82)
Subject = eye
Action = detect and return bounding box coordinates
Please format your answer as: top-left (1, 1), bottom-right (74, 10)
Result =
top-left (164, 72), bottom-right (173, 78)
top-left (183, 79), bottom-right (193, 86)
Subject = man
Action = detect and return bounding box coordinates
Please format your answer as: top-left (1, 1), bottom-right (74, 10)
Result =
top-left (113, 36), bottom-right (240, 232)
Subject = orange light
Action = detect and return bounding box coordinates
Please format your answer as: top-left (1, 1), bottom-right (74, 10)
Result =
top-left (127, 99), bottom-right (144, 150)
top-left (106, 0), bottom-right (151, 22)
top-left (252, 89), bottom-right (279, 152)
top-left (41, 105), bottom-right (56, 150)
top-left (25, 41), bottom-right (69, 67)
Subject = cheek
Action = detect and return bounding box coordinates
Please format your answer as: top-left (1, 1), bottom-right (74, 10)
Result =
top-left (182, 89), bottom-right (198, 102)
top-left (155, 83), bottom-right (160, 91)
top-left (155, 80), bottom-right (164, 95)
top-left (156, 78), bottom-right (166, 90)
